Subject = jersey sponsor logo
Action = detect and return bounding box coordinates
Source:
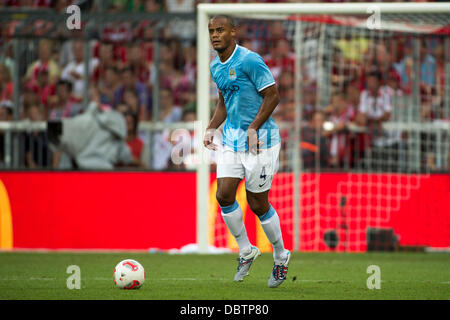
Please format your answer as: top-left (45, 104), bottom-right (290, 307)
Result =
top-left (220, 85), bottom-right (240, 95)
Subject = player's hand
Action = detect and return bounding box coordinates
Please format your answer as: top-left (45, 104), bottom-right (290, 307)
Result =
top-left (203, 128), bottom-right (218, 150)
top-left (247, 128), bottom-right (263, 155)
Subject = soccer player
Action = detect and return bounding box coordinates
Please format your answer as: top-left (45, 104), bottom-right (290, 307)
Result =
top-left (203, 15), bottom-right (290, 288)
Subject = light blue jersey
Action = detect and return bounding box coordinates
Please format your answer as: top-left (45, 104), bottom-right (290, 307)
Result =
top-left (210, 44), bottom-right (280, 152)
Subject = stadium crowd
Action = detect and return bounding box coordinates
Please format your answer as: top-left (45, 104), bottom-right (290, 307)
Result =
top-left (0, 0), bottom-right (448, 171)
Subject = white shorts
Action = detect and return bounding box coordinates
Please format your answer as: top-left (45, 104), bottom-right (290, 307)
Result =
top-left (216, 143), bottom-right (281, 193)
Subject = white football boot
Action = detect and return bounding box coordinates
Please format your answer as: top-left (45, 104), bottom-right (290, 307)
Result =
top-left (234, 246), bottom-right (261, 282)
top-left (268, 251), bottom-right (291, 288)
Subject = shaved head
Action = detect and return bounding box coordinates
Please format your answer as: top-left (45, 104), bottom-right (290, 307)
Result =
top-left (209, 15), bottom-right (236, 29)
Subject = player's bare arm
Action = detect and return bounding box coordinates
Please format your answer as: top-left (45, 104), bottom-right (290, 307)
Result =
top-left (204, 91), bottom-right (227, 150)
top-left (247, 84), bottom-right (280, 155)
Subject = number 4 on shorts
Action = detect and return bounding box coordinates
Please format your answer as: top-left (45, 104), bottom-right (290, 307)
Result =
top-left (260, 166), bottom-right (267, 181)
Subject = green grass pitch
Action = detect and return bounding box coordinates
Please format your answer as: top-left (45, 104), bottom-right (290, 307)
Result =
top-left (0, 251), bottom-right (448, 300)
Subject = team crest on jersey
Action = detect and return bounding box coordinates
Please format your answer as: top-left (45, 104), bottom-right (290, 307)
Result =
top-left (229, 68), bottom-right (236, 80)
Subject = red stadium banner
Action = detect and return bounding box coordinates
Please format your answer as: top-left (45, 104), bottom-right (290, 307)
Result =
top-left (0, 172), bottom-right (197, 251)
top-left (0, 172), bottom-right (448, 252)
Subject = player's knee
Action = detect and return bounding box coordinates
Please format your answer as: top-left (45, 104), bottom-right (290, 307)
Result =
top-left (216, 191), bottom-right (235, 207)
top-left (247, 198), bottom-right (269, 216)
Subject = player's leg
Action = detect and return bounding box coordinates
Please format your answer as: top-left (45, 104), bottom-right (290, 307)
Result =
top-left (216, 146), bottom-right (261, 281)
top-left (217, 177), bottom-right (261, 282)
top-left (246, 190), bottom-right (289, 265)
top-left (216, 177), bottom-right (252, 256)
top-left (246, 189), bottom-right (290, 288)
top-left (244, 143), bottom-right (290, 287)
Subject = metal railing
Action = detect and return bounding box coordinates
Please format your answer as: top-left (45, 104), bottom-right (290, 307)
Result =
top-left (1, 120), bottom-right (448, 172)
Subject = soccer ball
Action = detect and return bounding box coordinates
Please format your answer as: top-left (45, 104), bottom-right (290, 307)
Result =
top-left (113, 259), bottom-right (145, 289)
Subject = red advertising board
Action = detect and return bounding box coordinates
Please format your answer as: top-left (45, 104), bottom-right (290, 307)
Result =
top-left (0, 172), bottom-right (197, 250)
top-left (0, 172), bottom-right (448, 251)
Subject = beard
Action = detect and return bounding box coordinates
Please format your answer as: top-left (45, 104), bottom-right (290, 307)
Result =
top-left (215, 46), bottom-right (226, 53)
top-left (213, 39), bottom-right (231, 53)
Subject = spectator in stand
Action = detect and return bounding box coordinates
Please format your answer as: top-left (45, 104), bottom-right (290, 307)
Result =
top-left (58, 31), bottom-right (85, 70)
top-left (123, 89), bottom-right (141, 118)
top-left (301, 111), bottom-right (329, 169)
top-left (273, 71), bottom-right (295, 122)
top-left (26, 65), bottom-right (55, 117)
top-left (170, 68), bottom-right (194, 107)
top-left (419, 39), bottom-right (437, 90)
top-left (0, 64), bottom-right (13, 102)
top-left (367, 43), bottom-right (401, 89)
top-left (159, 39), bottom-right (187, 88)
top-left (98, 66), bottom-right (121, 107)
top-left (0, 100), bottom-right (13, 165)
top-left (24, 39), bottom-right (60, 86)
top-left (302, 85), bottom-right (317, 122)
top-left (61, 39), bottom-right (99, 101)
top-left (181, 44), bottom-right (197, 89)
top-left (53, 0), bottom-right (72, 12)
top-left (124, 111), bottom-right (149, 168)
top-left (344, 82), bottom-right (365, 168)
top-left (138, 21), bottom-right (156, 66)
top-left (102, 2), bottom-right (133, 49)
top-left (113, 67), bottom-right (151, 120)
top-left (143, 0), bottom-right (162, 13)
top-left (151, 88), bottom-right (183, 170)
top-left (159, 88), bottom-right (183, 122)
top-left (278, 71), bottom-right (293, 105)
top-left (397, 56), bottom-right (414, 95)
top-left (116, 103), bottom-right (130, 115)
top-left (24, 104), bottom-right (50, 168)
top-left (323, 92), bottom-right (355, 168)
top-left (0, 39), bottom-right (15, 78)
top-left (92, 42), bottom-right (116, 84)
top-left (395, 39), bottom-right (437, 100)
top-left (48, 79), bottom-right (83, 120)
top-left (356, 71), bottom-right (401, 172)
top-left (356, 71), bottom-right (392, 128)
top-left (345, 82), bottom-right (360, 112)
top-left (262, 20), bottom-right (287, 55)
top-left (434, 41), bottom-right (445, 110)
top-left (126, 43), bottom-right (151, 83)
top-left (0, 100), bottom-right (13, 121)
top-left (263, 38), bottom-right (295, 82)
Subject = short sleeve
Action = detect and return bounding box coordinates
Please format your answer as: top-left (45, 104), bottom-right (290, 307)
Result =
top-left (243, 53), bottom-right (276, 92)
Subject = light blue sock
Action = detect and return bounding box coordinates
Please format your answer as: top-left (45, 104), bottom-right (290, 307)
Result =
top-left (220, 200), bottom-right (252, 256)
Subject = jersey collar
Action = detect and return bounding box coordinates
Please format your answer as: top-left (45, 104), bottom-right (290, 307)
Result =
top-left (219, 44), bottom-right (239, 65)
